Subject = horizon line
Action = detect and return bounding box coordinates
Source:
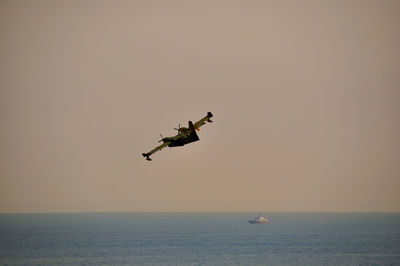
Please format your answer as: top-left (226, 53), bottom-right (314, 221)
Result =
top-left (1, 210), bottom-right (399, 214)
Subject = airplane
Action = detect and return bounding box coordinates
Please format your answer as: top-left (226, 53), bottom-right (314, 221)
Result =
top-left (142, 112), bottom-right (213, 161)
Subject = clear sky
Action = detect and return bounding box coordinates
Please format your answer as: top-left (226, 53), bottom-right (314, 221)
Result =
top-left (1, 0), bottom-right (399, 212)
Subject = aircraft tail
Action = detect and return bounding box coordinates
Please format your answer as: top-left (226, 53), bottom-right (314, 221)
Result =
top-left (189, 121), bottom-right (196, 131)
top-left (188, 121), bottom-right (200, 142)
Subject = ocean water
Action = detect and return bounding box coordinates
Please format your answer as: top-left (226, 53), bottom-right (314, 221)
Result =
top-left (1, 213), bottom-right (399, 265)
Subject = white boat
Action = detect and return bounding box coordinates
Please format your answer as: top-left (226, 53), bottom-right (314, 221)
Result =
top-left (248, 213), bottom-right (269, 224)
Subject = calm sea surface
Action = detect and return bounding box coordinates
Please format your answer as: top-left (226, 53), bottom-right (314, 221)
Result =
top-left (1, 213), bottom-right (399, 265)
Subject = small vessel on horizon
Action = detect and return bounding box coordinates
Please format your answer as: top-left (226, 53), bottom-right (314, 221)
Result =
top-left (248, 213), bottom-right (269, 224)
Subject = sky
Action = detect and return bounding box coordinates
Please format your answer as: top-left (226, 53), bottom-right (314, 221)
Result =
top-left (1, 0), bottom-right (399, 213)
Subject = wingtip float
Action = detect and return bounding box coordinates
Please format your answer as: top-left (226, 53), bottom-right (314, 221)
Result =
top-left (142, 112), bottom-right (214, 161)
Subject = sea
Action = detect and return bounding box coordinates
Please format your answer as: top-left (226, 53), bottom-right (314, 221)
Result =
top-left (1, 212), bottom-right (399, 265)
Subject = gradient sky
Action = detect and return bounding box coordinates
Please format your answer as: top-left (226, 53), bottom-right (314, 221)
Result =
top-left (1, 0), bottom-right (399, 212)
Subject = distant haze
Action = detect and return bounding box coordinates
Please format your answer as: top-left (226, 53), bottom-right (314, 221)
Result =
top-left (1, 0), bottom-right (399, 212)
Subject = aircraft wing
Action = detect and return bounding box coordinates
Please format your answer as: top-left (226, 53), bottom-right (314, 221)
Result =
top-left (142, 141), bottom-right (170, 161)
top-left (193, 112), bottom-right (213, 130)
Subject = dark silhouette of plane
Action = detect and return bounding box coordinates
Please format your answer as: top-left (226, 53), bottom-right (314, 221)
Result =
top-left (142, 112), bottom-right (213, 161)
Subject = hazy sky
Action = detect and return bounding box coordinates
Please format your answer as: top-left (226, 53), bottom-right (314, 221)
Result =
top-left (1, 0), bottom-right (399, 212)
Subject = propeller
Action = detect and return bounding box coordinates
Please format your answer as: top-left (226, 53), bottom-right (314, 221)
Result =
top-left (158, 133), bottom-right (163, 142)
top-left (174, 124), bottom-right (181, 132)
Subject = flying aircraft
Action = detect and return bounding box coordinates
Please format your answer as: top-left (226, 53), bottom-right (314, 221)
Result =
top-left (142, 112), bottom-right (214, 161)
